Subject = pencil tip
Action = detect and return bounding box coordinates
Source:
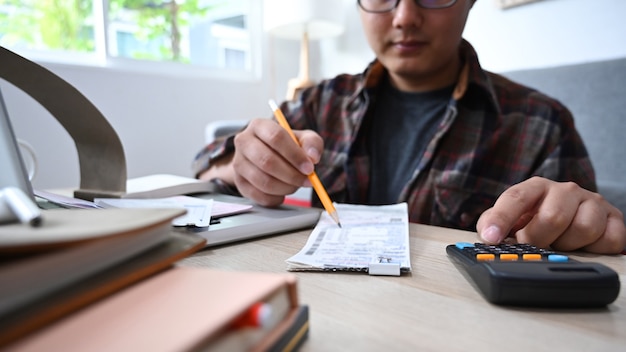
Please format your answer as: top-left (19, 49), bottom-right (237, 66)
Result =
top-left (328, 210), bottom-right (341, 228)
top-left (329, 211), bottom-right (342, 228)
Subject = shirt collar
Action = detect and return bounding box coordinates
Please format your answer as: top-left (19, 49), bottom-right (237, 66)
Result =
top-left (358, 39), bottom-right (500, 112)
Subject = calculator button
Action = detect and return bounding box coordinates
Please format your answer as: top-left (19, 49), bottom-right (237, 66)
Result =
top-left (499, 254), bottom-right (519, 261)
top-left (522, 254), bottom-right (543, 261)
top-left (547, 254), bottom-right (569, 262)
top-left (455, 242), bottom-right (475, 249)
top-left (476, 254), bottom-right (496, 261)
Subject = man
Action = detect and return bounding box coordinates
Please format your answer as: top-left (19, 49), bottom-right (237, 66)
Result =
top-left (193, 0), bottom-right (625, 254)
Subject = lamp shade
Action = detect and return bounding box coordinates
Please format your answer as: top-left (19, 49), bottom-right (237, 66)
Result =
top-left (264, 0), bottom-right (345, 40)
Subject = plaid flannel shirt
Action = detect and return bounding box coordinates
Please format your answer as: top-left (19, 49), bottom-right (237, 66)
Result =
top-left (193, 40), bottom-right (596, 231)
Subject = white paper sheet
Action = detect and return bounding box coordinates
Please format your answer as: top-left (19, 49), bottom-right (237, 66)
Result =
top-left (94, 196), bottom-right (213, 227)
top-left (94, 196), bottom-right (252, 228)
top-left (286, 203), bottom-right (411, 273)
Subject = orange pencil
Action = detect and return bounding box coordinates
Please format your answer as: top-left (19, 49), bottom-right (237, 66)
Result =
top-left (268, 100), bottom-right (341, 227)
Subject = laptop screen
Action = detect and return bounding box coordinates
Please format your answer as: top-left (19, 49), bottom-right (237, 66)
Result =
top-left (0, 87), bottom-right (35, 201)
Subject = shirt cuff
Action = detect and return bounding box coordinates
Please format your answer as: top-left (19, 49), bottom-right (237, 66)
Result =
top-left (192, 134), bottom-right (236, 177)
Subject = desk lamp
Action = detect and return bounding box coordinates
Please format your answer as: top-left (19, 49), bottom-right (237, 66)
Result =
top-left (264, 0), bottom-right (344, 100)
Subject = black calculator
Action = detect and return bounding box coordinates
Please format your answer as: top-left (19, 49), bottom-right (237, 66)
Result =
top-left (446, 242), bottom-right (621, 307)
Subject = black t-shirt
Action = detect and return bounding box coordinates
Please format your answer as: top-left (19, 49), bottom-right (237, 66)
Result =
top-left (367, 78), bottom-right (453, 204)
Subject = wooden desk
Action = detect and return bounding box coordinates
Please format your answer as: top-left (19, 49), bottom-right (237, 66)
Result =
top-left (179, 224), bottom-right (626, 351)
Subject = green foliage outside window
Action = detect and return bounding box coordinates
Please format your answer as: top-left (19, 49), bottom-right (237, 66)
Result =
top-left (0, 0), bottom-right (226, 63)
top-left (0, 0), bottom-right (94, 52)
top-left (109, 0), bottom-right (212, 62)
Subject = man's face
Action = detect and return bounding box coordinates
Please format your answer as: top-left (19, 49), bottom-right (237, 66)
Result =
top-left (359, 0), bottom-right (475, 91)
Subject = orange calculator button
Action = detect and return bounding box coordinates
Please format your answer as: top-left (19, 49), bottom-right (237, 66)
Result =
top-left (522, 254), bottom-right (543, 261)
top-left (476, 254), bottom-right (495, 261)
top-left (499, 254), bottom-right (519, 261)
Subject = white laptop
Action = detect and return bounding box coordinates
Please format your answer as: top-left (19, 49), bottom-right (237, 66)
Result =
top-left (0, 88), bottom-right (321, 247)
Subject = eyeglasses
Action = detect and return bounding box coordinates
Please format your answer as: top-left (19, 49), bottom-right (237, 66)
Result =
top-left (358, 0), bottom-right (458, 13)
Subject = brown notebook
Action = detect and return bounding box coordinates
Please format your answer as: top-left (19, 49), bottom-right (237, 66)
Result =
top-left (5, 267), bottom-right (309, 352)
top-left (0, 209), bottom-right (206, 347)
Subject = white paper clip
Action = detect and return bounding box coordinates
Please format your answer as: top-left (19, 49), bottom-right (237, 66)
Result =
top-left (368, 256), bottom-right (401, 276)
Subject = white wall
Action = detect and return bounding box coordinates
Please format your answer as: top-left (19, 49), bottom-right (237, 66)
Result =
top-left (2, 63), bottom-right (274, 190)
top-left (464, 0), bottom-right (626, 72)
top-left (320, 0), bottom-right (626, 75)
top-left (3, 0), bottom-right (626, 191)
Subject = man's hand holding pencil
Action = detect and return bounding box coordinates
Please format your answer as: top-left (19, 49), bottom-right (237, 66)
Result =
top-left (268, 100), bottom-right (341, 227)
top-left (203, 99), bottom-right (340, 226)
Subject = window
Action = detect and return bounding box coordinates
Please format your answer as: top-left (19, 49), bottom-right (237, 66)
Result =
top-left (0, 0), bottom-right (257, 75)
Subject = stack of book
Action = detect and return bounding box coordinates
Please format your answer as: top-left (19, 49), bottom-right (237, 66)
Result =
top-left (0, 208), bottom-right (310, 351)
top-left (0, 208), bottom-right (202, 347)
top-left (6, 267), bottom-right (309, 352)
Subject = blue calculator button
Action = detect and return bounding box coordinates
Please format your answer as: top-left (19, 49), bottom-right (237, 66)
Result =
top-left (455, 242), bottom-right (475, 249)
top-left (547, 254), bottom-right (569, 262)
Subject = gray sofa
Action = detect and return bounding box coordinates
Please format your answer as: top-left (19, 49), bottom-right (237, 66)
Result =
top-left (503, 58), bottom-right (626, 217)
